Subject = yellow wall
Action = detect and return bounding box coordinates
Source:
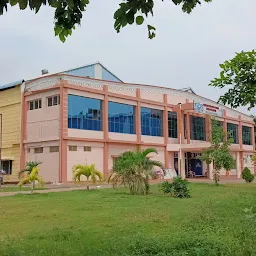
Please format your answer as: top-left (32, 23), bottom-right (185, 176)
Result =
top-left (0, 86), bottom-right (21, 181)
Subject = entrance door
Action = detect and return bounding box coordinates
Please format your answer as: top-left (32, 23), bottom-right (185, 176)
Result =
top-left (191, 159), bottom-right (203, 176)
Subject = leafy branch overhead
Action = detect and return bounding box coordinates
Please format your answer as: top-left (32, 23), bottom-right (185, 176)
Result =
top-left (0, 0), bottom-right (212, 42)
top-left (209, 50), bottom-right (256, 110)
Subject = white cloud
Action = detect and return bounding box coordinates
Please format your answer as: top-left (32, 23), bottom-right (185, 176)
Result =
top-left (0, 0), bottom-right (255, 115)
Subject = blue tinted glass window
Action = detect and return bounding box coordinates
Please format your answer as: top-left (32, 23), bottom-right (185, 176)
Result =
top-left (190, 116), bottom-right (206, 141)
top-left (227, 123), bottom-right (238, 144)
top-left (108, 102), bottom-right (135, 134)
top-left (68, 95), bottom-right (102, 131)
top-left (242, 126), bottom-right (252, 145)
top-left (141, 107), bottom-right (163, 136)
top-left (168, 112), bottom-right (178, 138)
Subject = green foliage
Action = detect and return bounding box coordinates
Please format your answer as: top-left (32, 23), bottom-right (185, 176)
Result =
top-left (209, 50), bottom-right (256, 110)
top-left (18, 166), bottom-right (44, 194)
top-left (242, 167), bottom-right (254, 183)
top-left (160, 180), bottom-right (173, 193)
top-left (0, 0), bottom-right (212, 42)
top-left (201, 119), bottom-right (235, 185)
top-left (73, 164), bottom-right (102, 190)
top-left (160, 176), bottom-right (190, 198)
top-left (109, 148), bottom-right (163, 195)
top-left (18, 161), bottom-right (42, 179)
top-left (1, 183), bottom-right (256, 255)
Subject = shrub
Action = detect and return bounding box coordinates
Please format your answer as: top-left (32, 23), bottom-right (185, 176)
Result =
top-left (242, 167), bottom-right (254, 183)
top-left (109, 148), bottom-right (163, 195)
top-left (160, 176), bottom-right (190, 198)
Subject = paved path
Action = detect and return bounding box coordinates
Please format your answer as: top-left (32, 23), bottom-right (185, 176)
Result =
top-left (0, 184), bottom-right (113, 197)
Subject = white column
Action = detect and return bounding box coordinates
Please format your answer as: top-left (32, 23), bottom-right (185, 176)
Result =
top-left (178, 151), bottom-right (185, 178)
top-left (236, 152), bottom-right (241, 178)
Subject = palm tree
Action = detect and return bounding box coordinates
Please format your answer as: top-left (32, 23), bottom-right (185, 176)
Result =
top-left (73, 164), bottom-right (103, 190)
top-left (109, 148), bottom-right (163, 195)
top-left (18, 166), bottom-right (44, 194)
top-left (18, 161), bottom-right (42, 179)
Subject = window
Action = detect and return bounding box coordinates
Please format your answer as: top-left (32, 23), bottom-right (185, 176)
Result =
top-left (34, 147), bottom-right (43, 154)
top-left (0, 160), bottom-right (12, 175)
top-left (48, 95), bottom-right (60, 107)
top-left (84, 146), bottom-right (91, 152)
top-left (68, 95), bottom-right (102, 131)
top-left (242, 126), bottom-right (252, 145)
top-left (190, 116), bottom-right (206, 141)
top-left (141, 107), bottom-right (163, 136)
top-left (69, 145), bottom-right (77, 151)
top-left (49, 146), bottom-right (59, 153)
top-left (168, 112), bottom-right (177, 138)
top-left (29, 99), bottom-right (42, 110)
top-left (108, 102), bottom-right (135, 134)
top-left (227, 123), bottom-right (238, 144)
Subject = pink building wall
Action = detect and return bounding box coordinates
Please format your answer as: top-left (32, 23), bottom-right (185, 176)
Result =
top-left (66, 142), bottom-right (104, 181)
top-left (22, 75), bottom-right (255, 183)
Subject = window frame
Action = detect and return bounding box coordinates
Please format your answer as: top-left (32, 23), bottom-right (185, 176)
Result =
top-left (84, 146), bottom-right (92, 152)
top-left (242, 126), bottom-right (252, 145)
top-left (227, 122), bottom-right (238, 144)
top-left (190, 116), bottom-right (206, 141)
top-left (141, 107), bottom-right (163, 137)
top-left (0, 160), bottom-right (12, 175)
top-left (47, 95), bottom-right (60, 107)
top-left (168, 112), bottom-right (178, 138)
top-left (108, 101), bottom-right (136, 134)
top-left (68, 95), bottom-right (103, 131)
top-left (49, 146), bottom-right (59, 153)
top-left (69, 145), bottom-right (77, 151)
top-left (34, 147), bottom-right (43, 154)
top-left (29, 99), bottom-right (42, 110)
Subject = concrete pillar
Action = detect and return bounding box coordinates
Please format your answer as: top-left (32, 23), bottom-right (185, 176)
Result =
top-left (236, 152), bottom-right (241, 178)
top-left (178, 151), bottom-right (185, 178)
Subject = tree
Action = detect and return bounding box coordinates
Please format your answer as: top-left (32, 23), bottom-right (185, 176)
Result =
top-left (18, 161), bottom-right (42, 179)
top-left (18, 166), bottom-right (44, 194)
top-left (0, 0), bottom-right (212, 42)
top-left (109, 148), bottom-right (163, 195)
top-left (241, 167), bottom-right (254, 183)
top-left (209, 50), bottom-right (256, 110)
top-left (73, 164), bottom-right (103, 190)
top-left (200, 119), bottom-right (235, 185)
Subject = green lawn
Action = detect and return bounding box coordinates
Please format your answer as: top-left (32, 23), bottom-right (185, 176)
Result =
top-left (0, 183), bottom-right (256, 256)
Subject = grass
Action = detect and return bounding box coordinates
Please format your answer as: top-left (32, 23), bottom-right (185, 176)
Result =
top-left (0, 183), bottom-right (256, 256)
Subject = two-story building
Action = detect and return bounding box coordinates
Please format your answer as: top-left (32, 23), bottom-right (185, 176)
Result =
top-left (21, 73), bottom-right (255, 182)
top-left (0, 62), bottom-right (123, 182)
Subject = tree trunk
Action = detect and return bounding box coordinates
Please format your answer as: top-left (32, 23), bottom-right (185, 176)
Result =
top-left (86, 178), bottom-right (89, 190)
top-left (31, 181), bottom-right (35, 194)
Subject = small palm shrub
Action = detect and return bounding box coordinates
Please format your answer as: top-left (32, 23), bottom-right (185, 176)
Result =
top-left (109, 148), bottom-right (163, 195)
top-left (242, 167), bottom-right (254, 183)
top-left (18, 166), bottom-right (44, 194)
top-left (160, 176), bottom-right (190, 198)
top-left (73, 164), bottom-right (103, 190)
top-left (18, 161), bottom-right (42, 179)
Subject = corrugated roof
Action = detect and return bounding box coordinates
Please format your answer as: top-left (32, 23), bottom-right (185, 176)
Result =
top-left (0, 79), bottom-right (24, 91)
top-left (180, 87), bottom-right (196, 94)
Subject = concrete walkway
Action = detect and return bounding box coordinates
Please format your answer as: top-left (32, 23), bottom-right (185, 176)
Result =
top-left (0, 184), bottom-right (113, 197)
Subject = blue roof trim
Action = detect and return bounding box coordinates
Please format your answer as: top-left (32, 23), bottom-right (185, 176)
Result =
top-left (0, 79), bottom-right (24, 91)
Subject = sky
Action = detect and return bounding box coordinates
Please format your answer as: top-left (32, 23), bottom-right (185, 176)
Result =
top-left (0, 0), bottom-right (255, 115)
